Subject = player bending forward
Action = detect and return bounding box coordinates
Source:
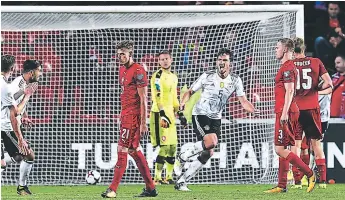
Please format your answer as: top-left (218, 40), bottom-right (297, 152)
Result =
top-left (290, 37), bottom-right (333, 189)
top-left (150, 50), bottom-right (187, 185)
top-left (265, 38), bottom-right (316, 193)
top-left (101, 41), bottom-right (157, 198)
top-left (174, 48), bottom-right (259, 191)
top-left (1, 57), bottom-right (39, 195)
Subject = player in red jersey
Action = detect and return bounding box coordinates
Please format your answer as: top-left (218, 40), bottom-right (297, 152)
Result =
top-left (290, 38), bottom-right (333, 189)
top-left (101, 41), bottom-right (157, 198)
top-left (265, 38), bottom-right (316, 193)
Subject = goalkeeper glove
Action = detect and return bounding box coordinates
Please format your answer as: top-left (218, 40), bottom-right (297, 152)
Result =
top-left (177, 111), bottom-right (187, 128)
top-left (160, 110), bottom-right (171, 128)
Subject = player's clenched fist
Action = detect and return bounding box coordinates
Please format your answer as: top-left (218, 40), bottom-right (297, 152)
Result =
top-left (159, 110), bottom-right (171, 128)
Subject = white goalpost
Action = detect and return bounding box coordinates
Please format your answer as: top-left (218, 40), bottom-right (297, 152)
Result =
top-left (1, 5), bottom-right (304, 185)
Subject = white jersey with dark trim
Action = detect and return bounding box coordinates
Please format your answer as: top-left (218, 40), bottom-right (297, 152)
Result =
top-left (1, 75), bottom-right (27, 131)
top-left (1, 75), bottom-right (16, 131)
top-left (191, 70), bottom-right (245, 119)
top-left (319, 94), bottom-right (331, 122)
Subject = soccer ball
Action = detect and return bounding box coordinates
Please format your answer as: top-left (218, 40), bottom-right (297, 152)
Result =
top-left (85, 170), bottom-right (101, 185)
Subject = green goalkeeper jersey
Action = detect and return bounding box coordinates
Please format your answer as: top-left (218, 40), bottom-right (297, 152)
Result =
top-left (151, 68), bottom-right (179, 113)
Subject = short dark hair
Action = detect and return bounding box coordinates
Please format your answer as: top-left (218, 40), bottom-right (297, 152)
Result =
top-left (337, 53), bottom-right (345, 60)
top-left (217, 48), bottom-right (233, 61)
top-left (157, 50), bottom-right (171, 57)
top-left (116, 40), bottom-right (134, 52)
top-left (22, 59), bottom-right (41, 73)
top-left (327, 2), bottom-right (340, 8)
top-left (292, 37), bottom-right (306, 53)
top-left (1, 55), bottom-right (15, 73)
top-left (278, 38), bottom-right (294, 52)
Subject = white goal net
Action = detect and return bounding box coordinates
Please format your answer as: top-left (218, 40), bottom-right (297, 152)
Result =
top-left (1, 5), bottom-right (303, 185)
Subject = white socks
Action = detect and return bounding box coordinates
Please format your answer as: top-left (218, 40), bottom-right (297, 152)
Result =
top-left (180, 141), bottom-right (205, 161)
top-left (177, 159), bottom-right (204, 184)
top-left (4, 152), bottom-right (15, 165)
top-left (19, 160), bottom-right (33, 186)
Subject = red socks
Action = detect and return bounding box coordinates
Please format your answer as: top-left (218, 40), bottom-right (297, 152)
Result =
top-left (130, 150), bottom-right (155, 191)
top-left (278, 157), bottom-right (289, 188)
top-left (301, 154), bottom-right (310, 166)
top-left (315, 159), bottom-right (326, 183)
top-left (286, 152), bottom-right (313, 178)
top-left (109, 152), bottom-right (128, 192)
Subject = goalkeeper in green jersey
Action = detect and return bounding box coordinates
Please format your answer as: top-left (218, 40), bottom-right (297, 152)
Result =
top-left (150, 50), bottom-right (187, 185)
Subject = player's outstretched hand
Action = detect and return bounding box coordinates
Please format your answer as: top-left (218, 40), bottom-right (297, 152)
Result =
top-left (159, 110), bottom-right (171, 128)
top-left (22, 117), bottom-right (34, 130)
top-left (177, 111), bottom-right (187, 128)
top-left (280, 113), bottom-right (289, 125)
top-left (25, 82), bottom-right (38, 96)
top-left (140, 123), bottom-right (149, 137)
top-left (18, 138), bottom-right (29, 155)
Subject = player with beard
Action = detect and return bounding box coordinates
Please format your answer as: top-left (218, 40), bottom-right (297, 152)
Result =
top-left (1, 59), bottom-right (40, 195)
top-left (174, 48), bottom-right (259, 191)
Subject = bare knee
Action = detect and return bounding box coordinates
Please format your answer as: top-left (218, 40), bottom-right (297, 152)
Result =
top-left (25, 149), bottom-right (35, 161)
top-left (311, 139), bottom-right (324, 159)
top-left (203, 134), bottom-right (218, 149)
top-left (275, 146), bottom-right (289, 158)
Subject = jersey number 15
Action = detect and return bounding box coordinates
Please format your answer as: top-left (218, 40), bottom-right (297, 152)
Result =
top-left (296, 68), bottom-right (312, 90)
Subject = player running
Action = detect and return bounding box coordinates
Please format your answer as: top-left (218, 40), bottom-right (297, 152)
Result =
top-left (1, 58), bottom-right (40, 195)
top-left (290, 37), bottom-right (333, 189)
top-left (174, 48), bottom-right (259, 191)
top-left (150, 50), bottom-right (187, 185)
top-left (264, 38), bottom-right (316, 193)
top-left (101, 41), bottom-right (157, 198)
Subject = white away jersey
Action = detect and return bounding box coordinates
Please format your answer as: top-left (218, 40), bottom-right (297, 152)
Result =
top-left (1, 76), bottom-right (27, 131)
top-left (1, 75), bottom-right (16, 131)
top-left (319, 94), bottom-right (331, 122)
top-left (191, 70), bottom-right (245, 119)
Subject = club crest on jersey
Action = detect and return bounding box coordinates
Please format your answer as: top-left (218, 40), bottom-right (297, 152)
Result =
top-left (204, 125), bottom-right (210, 131)
top-left (220, 82), bottom-right (224, 88)
top-left (137, 74), bottom-right (144, 80)
top-left (162, 136), bottom-right (166, 141)
top-left (283, 71), bottom-right (290, 78)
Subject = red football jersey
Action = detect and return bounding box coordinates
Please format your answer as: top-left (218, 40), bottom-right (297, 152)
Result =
top-left (274, 60), bottom-right (299, 113)
top-left (119, 63), bottom-right (148, 116)
top-left (294, 57), bottom-right (328, 110)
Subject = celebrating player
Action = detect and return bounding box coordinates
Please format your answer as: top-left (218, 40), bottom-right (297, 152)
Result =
top-left (264, 38), bottom-right (316, 193)
top-left (174, 48), bottom-right (258, 191)
top-left (150, 50), bottom-right (187, 185)
top-left (1, 58), bottom-right (40, 195)
top-left (290, 37), bottom-right (333, 189)
top-left (101, 41), bottom-right (157, 198)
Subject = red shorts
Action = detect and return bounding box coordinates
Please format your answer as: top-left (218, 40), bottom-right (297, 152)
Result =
top-left (274, 112), bottom-right (299, 146)
top-left (296, 109), bottom-right (322, 140)
top-left (118, 114), bottom-right (141, 148)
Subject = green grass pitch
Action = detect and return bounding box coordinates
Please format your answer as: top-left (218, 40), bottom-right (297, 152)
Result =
top-left (2, 184), bottom-right (344, 200)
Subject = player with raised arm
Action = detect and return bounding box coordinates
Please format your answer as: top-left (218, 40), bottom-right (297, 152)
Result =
top-left (1, 58), bottom-right (40, 195)
top-left (101, 41), bottom-right (157, 198)
top-left (174, 48), bottom-right (258, 191)
top-left (264, 38), bottom-right (316, 193)
top-left (150, 50), bottom-right (187, 185)
top-left (290, 37), bottom-right (333, 189)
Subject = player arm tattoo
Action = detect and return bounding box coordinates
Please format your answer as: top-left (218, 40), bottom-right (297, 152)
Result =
top-left (137, 86), bottom-right (148, 125)
top-left (282, 82), bottom-right (295, 115)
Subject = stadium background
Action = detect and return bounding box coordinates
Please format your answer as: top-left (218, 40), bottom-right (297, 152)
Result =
top-left (1, 0), bottom-right (345, 188)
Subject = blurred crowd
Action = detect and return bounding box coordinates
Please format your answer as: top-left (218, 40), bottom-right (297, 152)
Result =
top-left (1, 1), bottom-right (345, 123)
